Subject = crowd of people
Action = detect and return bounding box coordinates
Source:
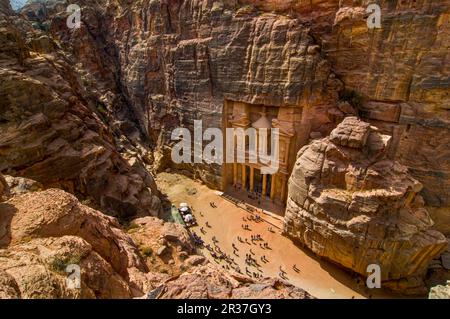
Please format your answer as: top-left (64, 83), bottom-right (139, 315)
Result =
top-left (191, 232), bottom-right (204, 246)
top-left (190, 205), bottom-right (302, 282)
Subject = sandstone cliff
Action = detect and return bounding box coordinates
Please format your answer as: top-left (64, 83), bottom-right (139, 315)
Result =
top-left (13, 0), bottom-right (448, 230)
top-left (0, 0), bottom-right (161, 218)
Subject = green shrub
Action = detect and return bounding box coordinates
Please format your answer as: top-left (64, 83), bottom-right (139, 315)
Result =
top-left (49, 255), bottom-right (82, 273)
top-left (340, 89), bottom-right (365, 109)
top-left (126, 222), bottom-right (140, 233)
top-left (140, 246), bottom-right (153, 258)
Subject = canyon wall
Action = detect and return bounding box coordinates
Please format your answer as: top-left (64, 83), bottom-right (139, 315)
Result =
top-left (0, 0), bottom-right (161, 218)
top-left (16, 0), bottom-right (447, 229)
top-left (17, 0), bottom-right (346, 188)
top-left (4, 1), bottom-right (448, 224)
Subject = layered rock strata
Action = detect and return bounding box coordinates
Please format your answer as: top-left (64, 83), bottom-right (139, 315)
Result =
top-left (0, 0), bottom-right (160, 218)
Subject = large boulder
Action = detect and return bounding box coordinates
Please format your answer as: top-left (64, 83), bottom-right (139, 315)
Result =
top-left (3, 175), bottom-right (43, 196)
top-left (0, 189), bottom-right (148, 275)
top-left (284, 117), bottom-right (448, 294)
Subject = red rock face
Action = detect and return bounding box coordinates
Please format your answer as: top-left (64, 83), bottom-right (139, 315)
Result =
top-left (5, 1), bottom-right (447, 220)
top-left (0, 1), bottom-right (161, 218)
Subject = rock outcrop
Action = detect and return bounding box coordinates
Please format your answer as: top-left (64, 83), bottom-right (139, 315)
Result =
top-left (284, 117), bottom-right (447, 294)
top-left (15, 0), bottom-right (346, 189)
top-left (300, 0), bottom-right (450, 235)
top-left (0, 188), bottom-right (150, 298)
top-left (2, 1), bottom-right (448, 218)
top-left (0, 0), bottom-right (448, 298)
top-left (3, 175), bottom-right (43, 196)
top-left (127, 216), bottom-right (199, 277)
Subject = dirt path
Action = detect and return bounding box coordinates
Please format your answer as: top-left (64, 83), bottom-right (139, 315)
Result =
top-left (156, 172), bottom-right (398, 299)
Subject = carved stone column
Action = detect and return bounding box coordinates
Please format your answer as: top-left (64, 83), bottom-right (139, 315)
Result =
top-left (242, 165), bottom-right (247, 189)
top-left (270, 174), bottom-right (276, 200)
top-left (262, 174), bottom-right (267, 197)
top-left (250, 166), bottom-right (254, 192)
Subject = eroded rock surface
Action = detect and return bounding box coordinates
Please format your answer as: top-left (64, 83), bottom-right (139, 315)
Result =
top-left (284, 117), bottom-right (447, 294)
top-left (4, 175), bottom-right (43, 196)
top-left (429, 281), bottom-right (450, 299)
top-left (127, 216), bottom-right (201, 277)
top-left (0, 188), bottom-right (149, 298)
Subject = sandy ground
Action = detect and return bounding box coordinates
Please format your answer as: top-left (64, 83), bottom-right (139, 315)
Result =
top-left (156, 172), bottom-right (399, 299)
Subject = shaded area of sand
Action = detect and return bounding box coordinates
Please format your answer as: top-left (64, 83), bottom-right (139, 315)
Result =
top-left (156, 172), bottom-right (400, 299)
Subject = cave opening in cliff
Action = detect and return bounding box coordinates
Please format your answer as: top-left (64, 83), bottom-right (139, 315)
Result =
top-left (221, 100), bottom-right (302, 217)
